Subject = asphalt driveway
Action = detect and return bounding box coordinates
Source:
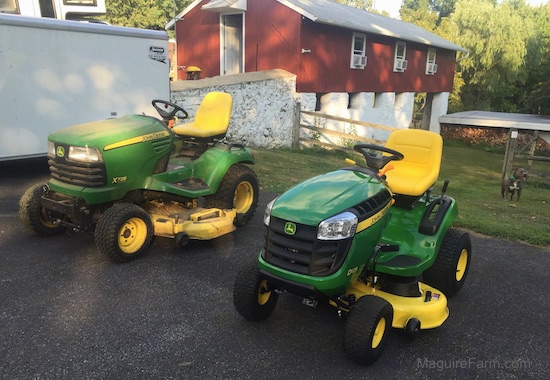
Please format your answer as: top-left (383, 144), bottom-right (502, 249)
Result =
top-left (0, 158), bottom-right (548, 379)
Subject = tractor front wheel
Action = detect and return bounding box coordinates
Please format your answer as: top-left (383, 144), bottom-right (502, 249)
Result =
top-left (94, 203), bottom-right (153, 263)
top-left (233, 263), bottom-right (278, 321)
top-left (19, 183), bottom-right (67, 236)
top-left (205, 164), bottom-right (259, 227)
top-left (343, 295), bottom-right (393, 366)
top-left (422, 228), bottom-right (471, 298)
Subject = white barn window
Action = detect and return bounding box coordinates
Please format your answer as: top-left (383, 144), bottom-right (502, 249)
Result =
top-left (350, 33), bottom-right (367, 69)
top-left (426, 48), bottom-right (438, 75)
top-left (393, 41), bottom-right (408, 72)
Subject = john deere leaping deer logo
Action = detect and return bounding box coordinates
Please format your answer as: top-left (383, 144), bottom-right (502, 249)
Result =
top-left (284, 222), bottom-right (296, 235)
top-left (56, 146), bottom-right (65, 158)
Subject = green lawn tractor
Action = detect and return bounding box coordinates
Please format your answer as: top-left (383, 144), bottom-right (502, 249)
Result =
top-left (19, 92), bottom-right (259, 263)
top-left (233, 129), bottom-right (471, 365)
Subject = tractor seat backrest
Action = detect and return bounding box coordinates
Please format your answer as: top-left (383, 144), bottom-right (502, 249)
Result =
top-left (171, 92), bottom-right (233, 139)
top-left (383, 129), bottom-right (443, 197)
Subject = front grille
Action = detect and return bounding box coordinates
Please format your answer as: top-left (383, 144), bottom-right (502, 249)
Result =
top-left (263, 217), bottom-right (352, 277)
top-left (49, 157), bottom-right (107, 187)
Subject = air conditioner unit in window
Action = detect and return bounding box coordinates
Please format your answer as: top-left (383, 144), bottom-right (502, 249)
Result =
top-left (394, 59), bottom-right (408, 71)
top-left (426, 63), bottom-right (438, 75)
top-left (352, 54), bottom-right (367, 68)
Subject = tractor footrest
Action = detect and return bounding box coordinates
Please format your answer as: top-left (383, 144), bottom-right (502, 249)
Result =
top-left (172, 177), bottom-right (209, 191)
top-left (379, 255), bottom-right (421, 268)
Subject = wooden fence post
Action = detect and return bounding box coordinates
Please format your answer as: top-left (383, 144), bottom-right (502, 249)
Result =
top-left (292, 102), bottom-right (301, 148)
top-left (501, 128), bottom-right (518, 182)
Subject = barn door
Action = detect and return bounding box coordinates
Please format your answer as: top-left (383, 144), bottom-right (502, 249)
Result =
top-left (221, 14), bottom-right (243, 75)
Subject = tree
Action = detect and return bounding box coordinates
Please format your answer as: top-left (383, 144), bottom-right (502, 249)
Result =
top-left (103, 0), bottom-right (192, 30)
top-left (336, 0), bottom-right (373, 11)
top-left (451, 0), bottom-right (534, 111)
top-left (523, 4), bottom-right (550, 114)
top-left (400, 0), bottom-right (439, 30)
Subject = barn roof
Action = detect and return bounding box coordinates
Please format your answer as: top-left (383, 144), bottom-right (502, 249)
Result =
top-left (166, 0), bottom-right (467, 54)
top-left (279, 0), bottom-right (467, 53)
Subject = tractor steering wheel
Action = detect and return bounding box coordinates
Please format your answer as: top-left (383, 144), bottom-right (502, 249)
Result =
top-left (151, 100), bottom-right (189, 123)
top-left (354, 143), bottom-right (404, 170)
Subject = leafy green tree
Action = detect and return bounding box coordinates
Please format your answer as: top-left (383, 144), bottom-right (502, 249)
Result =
top-left (451, 0), bottom-right (533, 111)
top-left (431, 0), bottom-right (457, 19)
top-left (400, 0), bottom-right (439, 30)
top-left (523, 4), bottom-right (550, 114)
top-left (103, 0), bottom-right (191, 30)
top-left (336, 0), bottom-right (373, 11)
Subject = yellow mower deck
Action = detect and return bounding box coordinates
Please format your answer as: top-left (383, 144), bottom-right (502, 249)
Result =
top-left (346, 281), bottom-right (449, 330)
top-left (146, 202), bottom-right (237, 240)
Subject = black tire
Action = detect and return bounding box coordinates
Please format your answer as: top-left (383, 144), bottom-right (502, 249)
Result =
top-left (405, 318), bottom-right (421, 340)
top-left (94, 203), bottom-right (153, 263)
top-left (233, 263), bottom-right (278, 321)
top-left (18, 183), bottom-right (67, 236)
top-left (204, 164), bottom-right (259, 227)
top-left (423, 228), bottom-right (471, 298)
top-left (343, 295), bottom-right (393, 366)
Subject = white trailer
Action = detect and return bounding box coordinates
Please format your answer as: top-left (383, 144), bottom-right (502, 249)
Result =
top-left (1, 0), bottom-right (106, 20)
top-left (0, 13), bottom-right (170, 161)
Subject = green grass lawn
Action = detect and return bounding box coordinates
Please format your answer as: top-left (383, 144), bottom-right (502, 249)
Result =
top-left (252, 144), bottom-right (550, 248)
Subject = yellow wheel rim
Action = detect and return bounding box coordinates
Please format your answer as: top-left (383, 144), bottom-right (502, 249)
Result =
top-left (39, 208), bottom-right (57, 228)
top-left (371, 317), bottom-right (386, 349)
top-left (118, 217), bottom-right (148, 254)
top-left (257, 279), bottom-right (271, 305)
top-left (234, 181), bottom-right (254, 214)
top-left (456, 248), bottom-right (468, 281)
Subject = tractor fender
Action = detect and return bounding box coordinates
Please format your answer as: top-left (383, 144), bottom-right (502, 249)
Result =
top-left (426, 197), bottom-right (459, 266)
top-left (192, 144), bottom-right (255, 193)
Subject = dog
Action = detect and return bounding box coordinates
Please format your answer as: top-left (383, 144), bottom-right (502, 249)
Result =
top-left (501, 167), bottom-right (527, 201)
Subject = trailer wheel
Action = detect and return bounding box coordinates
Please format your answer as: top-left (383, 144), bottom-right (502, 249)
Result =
top-left (95, 203), bottom-right (153, 263)
top-left (205, 164), bottom-right (259, 227)
top-left (343, 295), bottom-right (393, 366)
top-left (423, 228), bottom-right (471, 298)
top-left (19, 183), bottom-right (67, 236)
top-left (233, 263), bottom-right (278, 321)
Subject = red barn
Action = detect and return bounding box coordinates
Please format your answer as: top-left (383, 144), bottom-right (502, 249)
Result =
top-left (167, 0), bottom-right (466, 94)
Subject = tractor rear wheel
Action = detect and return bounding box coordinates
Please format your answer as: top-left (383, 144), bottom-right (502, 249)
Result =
top-left (422, 228), bottom-right (471, 298)
top-left (343, 295), bottom-right (393, 366)
top-left (19, 183), bottom-right (67, 236)
top-left (205, 164), bottom-right (259, 227)
top-left (233, 263), bottom-right (278, 321)
top-left (94, 203), bottom-right (153, 263)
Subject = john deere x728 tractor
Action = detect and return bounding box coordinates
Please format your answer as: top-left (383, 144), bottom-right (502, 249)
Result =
top-left (19, 92), bottom-right (259, 263)
top-left (233, 129), bottom-right (471, 365)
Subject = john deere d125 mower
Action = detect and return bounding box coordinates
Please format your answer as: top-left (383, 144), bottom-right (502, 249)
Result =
top-left (19, 92), bottom-right (259, 263)
top-left (233, 129), bottom-right (471, 365)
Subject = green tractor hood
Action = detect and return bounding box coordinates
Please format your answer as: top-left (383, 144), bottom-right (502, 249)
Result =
top-left (48, 115), bottom-right (169, 149)
top-left (272, 169), bottom-right (390, 226)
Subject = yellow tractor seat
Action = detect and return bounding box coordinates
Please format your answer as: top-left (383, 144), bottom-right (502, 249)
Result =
top-left (172, 92), bottom-right (233, 140)
top-left (383, 129), bottom-right (443, 197)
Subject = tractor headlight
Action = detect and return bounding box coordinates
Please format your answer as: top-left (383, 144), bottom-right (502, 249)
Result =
top-left (47, 141), bottom-right (56, 158)
top-left (263, 198), bottom-right (276, 226)
top-left (68, 146), bottom-right (103, 163)
top-left (318, 212), bottom-right (358, 240)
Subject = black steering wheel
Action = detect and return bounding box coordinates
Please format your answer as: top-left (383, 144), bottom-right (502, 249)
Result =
top-left (354, 143), bottom-right (404, 170)
top-left (151, 100), bottom-right (189, 123)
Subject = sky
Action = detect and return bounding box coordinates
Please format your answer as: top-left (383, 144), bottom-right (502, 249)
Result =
top-left (374, 0), bottom-right (549, 19)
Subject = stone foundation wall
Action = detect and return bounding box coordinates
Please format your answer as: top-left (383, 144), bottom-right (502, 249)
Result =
top-left (170, 69), bottom-right (297, 149)
top-left (170, 69), bottom-right (444, 149)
